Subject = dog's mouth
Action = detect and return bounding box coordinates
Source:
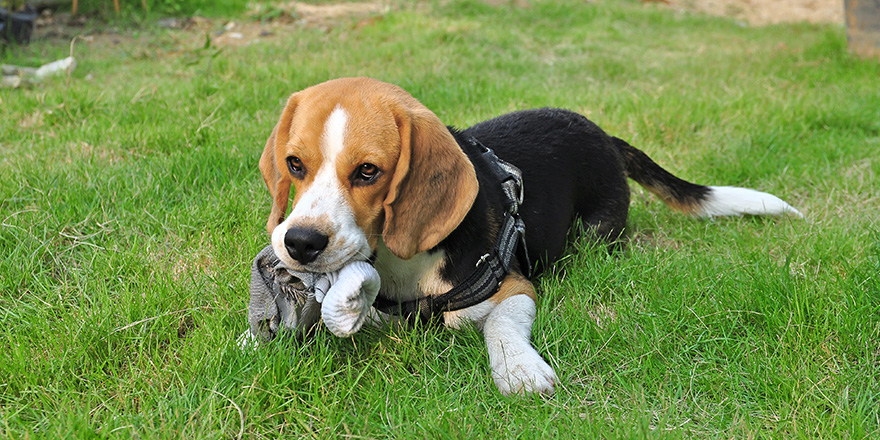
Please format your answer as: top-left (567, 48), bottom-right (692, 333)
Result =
top-left (278, 252), bottom-right (359, 275)
top-left (272, 232), bottom-right (372, 275)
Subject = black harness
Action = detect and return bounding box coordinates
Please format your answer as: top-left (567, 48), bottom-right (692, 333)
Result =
top-left (372, 137), bottom-right (530, 321)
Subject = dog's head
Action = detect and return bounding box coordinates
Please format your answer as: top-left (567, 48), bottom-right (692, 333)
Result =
top-left (260, 77), bottom-right (479, 273)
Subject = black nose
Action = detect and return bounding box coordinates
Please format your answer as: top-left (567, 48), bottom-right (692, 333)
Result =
top-left (284, 227), bottom-right (329, 264)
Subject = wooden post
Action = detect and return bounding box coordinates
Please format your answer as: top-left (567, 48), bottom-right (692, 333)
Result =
top-left (845, 0), bottom-right (880, 58)
top-left (71, 0), bottom-right (126, 15)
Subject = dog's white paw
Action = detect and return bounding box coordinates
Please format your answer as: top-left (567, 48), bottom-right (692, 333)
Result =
top-left (491, 347), bottom-right (557, 396)
top-left (483, 294), bottom-right (557, 395)
top-left (319, 260), bottom-right (381, 337)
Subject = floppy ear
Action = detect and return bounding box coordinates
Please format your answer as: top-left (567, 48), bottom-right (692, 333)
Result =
top-left (382, 106), bottom-right (479, 260)
top-left (259, 94), bottom-right (298, 234)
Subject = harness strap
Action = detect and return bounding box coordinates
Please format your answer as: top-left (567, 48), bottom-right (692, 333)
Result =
top-left (372, 137), bottom-right (530, 321)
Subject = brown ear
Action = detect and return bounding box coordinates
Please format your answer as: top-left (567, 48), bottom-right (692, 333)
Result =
top-left (382, 106), bottom-right (479, 260)
top-left (259, 94), bottom-right (298, 233)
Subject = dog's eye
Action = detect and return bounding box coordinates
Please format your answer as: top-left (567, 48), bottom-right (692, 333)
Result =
top-left (286, 156), bottom-right (304, 177)
top-left (352, 163), bottom-right (380, 185)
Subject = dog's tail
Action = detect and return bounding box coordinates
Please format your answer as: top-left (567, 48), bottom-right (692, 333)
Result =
top-left (613, 137), bottom-right (803, 218)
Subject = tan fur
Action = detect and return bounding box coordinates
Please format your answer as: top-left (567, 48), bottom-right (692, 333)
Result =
top-left (382, 92), bottom-right (479, 260)
top-left (640, 184), bottom-right (701, 214)
top-left (259, 122), bottom-right (290, 232)
top-left (260, 77), bottom-right (479, 258)
top-left (489, 272), bottom-right (537, 304)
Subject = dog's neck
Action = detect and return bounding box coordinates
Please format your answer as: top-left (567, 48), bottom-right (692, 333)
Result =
top-left (371, 131), bottom-right (515, 312)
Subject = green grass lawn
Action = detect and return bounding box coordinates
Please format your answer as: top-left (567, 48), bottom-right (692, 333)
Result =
top-left (1, 0), bottom-right (878, 438)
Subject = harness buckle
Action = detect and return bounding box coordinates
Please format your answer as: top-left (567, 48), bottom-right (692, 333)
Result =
top-left (497, 160), bottom-right (524, 207)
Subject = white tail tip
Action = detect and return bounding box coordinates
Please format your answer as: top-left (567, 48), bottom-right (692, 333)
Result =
top-left (698, 186), bottom-right (803, 218)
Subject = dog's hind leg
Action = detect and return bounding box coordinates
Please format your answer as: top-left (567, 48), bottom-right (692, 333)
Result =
top-left (573, 170), bottom-right (632, 246)
top-left (578, 196), bottom-right (630, 244)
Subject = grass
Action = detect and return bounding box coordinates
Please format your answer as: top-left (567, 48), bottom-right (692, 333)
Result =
top-left (1, 0), bottom-right (878, 437)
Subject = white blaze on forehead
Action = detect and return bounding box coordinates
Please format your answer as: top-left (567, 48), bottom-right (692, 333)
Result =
top-left (321, 105), bottom-right (348, 163)
top-left (293, 105), bottom-right (349, 218)
top-left (302, 105), bottom-right (348, 206)
top-left (272, 105), bottom-right (370, 272)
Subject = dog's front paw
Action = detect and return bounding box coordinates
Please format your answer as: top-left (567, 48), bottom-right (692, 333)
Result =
top-left (319, 260), bottom-right (381, 337)
top-left (492, 347), bottom-right (557, 396)
top-left (484, 294), bottom-right (557, 395)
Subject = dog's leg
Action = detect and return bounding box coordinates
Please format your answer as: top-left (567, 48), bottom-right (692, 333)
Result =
top-left (482, 275), bottom-right (556, 395)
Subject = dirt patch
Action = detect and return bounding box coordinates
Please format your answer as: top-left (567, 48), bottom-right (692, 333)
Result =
top-left (162, 1), bottom-right (389, 48)
top-left (274, 1), bottom-right (387, 25)
top-left (206, 1), bottom-right (388, 47)
top-left (23, 0), bottom-right (843, 57)
top-left (28, 1), bottom-right (389, 50)
top-left (667, 0), bottom-right (844, 26)
top-left (587, 303), bottom-right (618, 329)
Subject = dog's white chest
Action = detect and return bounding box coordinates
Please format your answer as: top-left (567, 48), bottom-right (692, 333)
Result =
top-left (373, 242), bottom-right (452, 302)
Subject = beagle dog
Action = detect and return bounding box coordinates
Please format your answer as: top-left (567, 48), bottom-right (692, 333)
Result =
top-left (259, 77), bottom-right (801, 395)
